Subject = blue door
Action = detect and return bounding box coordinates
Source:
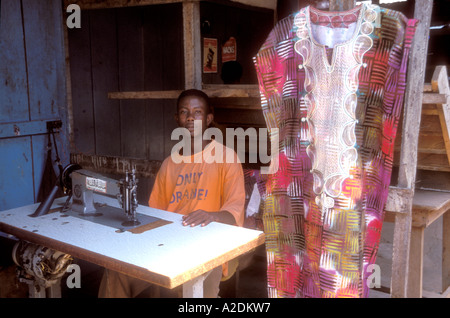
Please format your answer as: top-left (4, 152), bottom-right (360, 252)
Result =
top-left (0, 0), bottom-right (69, 211)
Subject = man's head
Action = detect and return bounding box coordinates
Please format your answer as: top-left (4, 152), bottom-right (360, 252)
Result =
top-left (176, 89), bottom-right (214, 137)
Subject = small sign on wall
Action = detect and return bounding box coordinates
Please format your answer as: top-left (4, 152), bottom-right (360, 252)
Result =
top-left (222, 37), bottom-right (237, 63)
top-left (203, 38), bottom-right (218, 73)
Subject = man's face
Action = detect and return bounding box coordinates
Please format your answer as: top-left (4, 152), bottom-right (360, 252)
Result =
top-left (176, 96), bottom-right (213, 137)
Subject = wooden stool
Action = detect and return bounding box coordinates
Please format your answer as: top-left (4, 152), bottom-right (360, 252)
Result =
top-left (406, 189), bottom-right (450, 297)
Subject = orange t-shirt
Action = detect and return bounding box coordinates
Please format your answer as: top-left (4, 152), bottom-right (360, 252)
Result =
top-left (148, 140), bottom-right (245, 227)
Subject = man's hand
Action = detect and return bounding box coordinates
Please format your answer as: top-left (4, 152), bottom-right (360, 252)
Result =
top-left (182, 210), bottom-right (235, 227)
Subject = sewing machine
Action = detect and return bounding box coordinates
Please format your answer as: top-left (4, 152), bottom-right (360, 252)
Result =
top-left (70, 168), bottom-right (140, 227)
top-left (31, 164), bottom-right (149, 230)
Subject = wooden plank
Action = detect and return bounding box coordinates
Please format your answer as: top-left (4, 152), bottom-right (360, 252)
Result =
top-left (0, 0), bottom-right (29, 124)
top-left (63, 9), bottom-right (76, 153)
top-left (422, 93), bottom-right (447, 104)
top-left (22, 0), bottom-right (63, 121)
top-left (415, 170), bottom-right (450, 191)
top-left (90, 9), bottom-right (121, 156)
top-left (409, 190), bottom-right (450, 228)
top-left (0, 138), bottom-right (35, 210)
top-left (423, 83), bottom-right (433, 92)
top-left (407, 227), bottom-right (424, 298)
top-left (443, 210), bottom-right (450, 293)
top-left (0, 120), bottom-right (59, 138)
top-left (416, 164), bottom-right (450, 172)
top-left (141, 4), bottom-right (184, 160)
top-left (420, 115), bottom-right (442, 135)
top-left (109, 89), bottom-right (261, 99)
top-left (417, 153), bottom-right (450, 170)
top-left (63, 0), bottom-right (185, 10)
top-left (417, 148), bottom-right (446, 155)
top-left (67, 10), bottom-right (96, 154)
top-left (117, 8), bottom-right (147, 159)
top-left (109, 90), bottom-right (181, 100)
top-left (203, 84), bottom-right (260, 98)
top-left (418, 134), bottom-right (446, 151)
top-left (142, 6), bottom-right (169, 162)
top-left (431, 66), bottom-right (450, 167)
top-left (183, 1), bottom-right (201, 89)
top-left (391, 0), bottom-right (433, 298)
top-left (64, 0), bottom-right (275, 11)
top-left (108, 84), bottom-right (260, 100)
top-left (385, 186), bottom-right (414, 213)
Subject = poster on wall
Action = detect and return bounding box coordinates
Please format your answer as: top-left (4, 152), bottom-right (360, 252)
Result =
top-left (222, 37), bottom-right (237, 63)
top-left (203, 38), bottom-right (218, 73)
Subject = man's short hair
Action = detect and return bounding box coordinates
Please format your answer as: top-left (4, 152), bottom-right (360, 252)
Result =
top-left (177, 89), bottom-right (213, 114)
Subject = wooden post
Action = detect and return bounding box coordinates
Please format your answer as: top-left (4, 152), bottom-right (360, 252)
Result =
top-left (391, 0), bottom-right (433, 298)
top-left (407, 227), bottom-right (425, 298)
top-left (329, 0), bottom-right (355, 11)
top-left (443, 210), bottom-right (450, 293)
top-left (182, 1), bottom-right (202, 90)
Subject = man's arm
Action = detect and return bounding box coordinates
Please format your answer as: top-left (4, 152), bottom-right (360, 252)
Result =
top-left (182, 209), bottom-right (235, 227)
top-left (183, 156), bottom-right (245, 227)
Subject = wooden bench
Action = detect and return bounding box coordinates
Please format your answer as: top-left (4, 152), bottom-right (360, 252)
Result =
top-left (385, 189), bottom-right (450, 298)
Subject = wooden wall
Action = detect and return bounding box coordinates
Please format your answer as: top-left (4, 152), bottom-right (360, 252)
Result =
top-left (67, 1), bottom-right (274, 203)
top-left (68, 3), bottom-right (183, 162)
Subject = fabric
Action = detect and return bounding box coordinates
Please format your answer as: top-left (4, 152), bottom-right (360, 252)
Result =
top-left (254, 3), bottom-right (417, 298)
top-left (149, 139), bottom-right (245, 227)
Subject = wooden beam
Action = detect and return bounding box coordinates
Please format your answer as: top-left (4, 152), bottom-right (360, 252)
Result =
top-left (422, 93), bottom-right (448, 104)
top-left (407, 227), bottom-right (424, 298)
top-left (109, 90), bottom-right (182, 100)
top-left (63, 0), bottom-right (184, 10)
top-left (443, 210), bottom-right (450, 294)
top-left (183, 1), bottom-right (202, 90)
top-left (431, 66), bottom-right (450, 167)
top-left (385, 186), bottom-right (414, 213)
top-left (391, 0), bottom-right (433, 298)
top-left (108, 85), bottom-right (261, 99)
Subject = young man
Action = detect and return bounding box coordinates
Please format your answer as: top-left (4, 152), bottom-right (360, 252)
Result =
top-left (98, 89), bottom-right (245, 298)
top-left (149, 89), bottom-right (244, 228)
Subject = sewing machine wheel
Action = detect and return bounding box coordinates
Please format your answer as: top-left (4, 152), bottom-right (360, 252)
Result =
top-left (60, 164), bottom-right (81, 193)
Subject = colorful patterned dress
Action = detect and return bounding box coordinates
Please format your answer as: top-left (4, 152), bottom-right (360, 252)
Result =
top-left (253, 3), bottom-right (417, 298)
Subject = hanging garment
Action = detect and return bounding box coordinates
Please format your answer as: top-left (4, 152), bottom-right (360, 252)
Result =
top-left (254, 3), bottom-right (417, 298)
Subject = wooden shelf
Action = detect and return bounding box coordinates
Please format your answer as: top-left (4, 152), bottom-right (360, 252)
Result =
top-left (64, 0), bottom-right (276, 10)
top-left (108, 84), bottom-right (260, 100)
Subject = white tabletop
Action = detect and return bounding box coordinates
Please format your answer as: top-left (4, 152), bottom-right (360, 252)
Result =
top-left (0, 194), bottom-right (264, 289)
